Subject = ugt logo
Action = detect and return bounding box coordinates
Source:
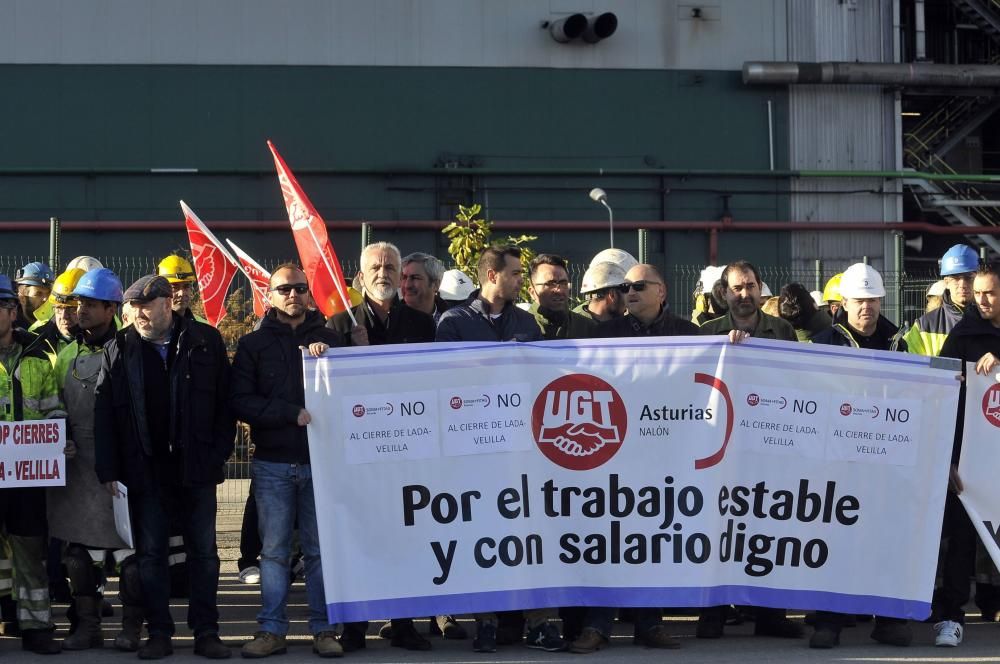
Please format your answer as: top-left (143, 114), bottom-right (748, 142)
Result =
top-left (531, 374), bottom-right (627, 470)
top-left (983, 384), bottom-right (1000, 429)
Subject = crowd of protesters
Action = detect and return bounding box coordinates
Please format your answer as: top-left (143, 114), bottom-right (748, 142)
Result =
top-left (0, 239), bottom-right (997, 659)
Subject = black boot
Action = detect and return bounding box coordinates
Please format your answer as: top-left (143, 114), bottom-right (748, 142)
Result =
top-left (62, 596), bottom-right (103, 650)
top-left (114, 605), bottom-right (144, 652)
top-left (22, 627), bottom-right (62, 654)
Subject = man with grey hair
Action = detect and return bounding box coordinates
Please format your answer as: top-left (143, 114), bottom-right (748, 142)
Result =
top-left (401, 252), bottom-right (448, 322)
top-left (325, 243), bottom-right (436, 652)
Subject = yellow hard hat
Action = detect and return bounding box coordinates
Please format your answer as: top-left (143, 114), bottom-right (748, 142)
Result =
top-left (157, 255), bottom-right (196, 284)
top-left (822, 273), bottom-right (843, 303)
top-left (49, 268), bottom-right (86, 308)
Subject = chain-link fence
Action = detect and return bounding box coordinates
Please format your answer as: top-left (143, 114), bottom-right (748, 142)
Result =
top-left (2, 255), bottom-right (946, 513)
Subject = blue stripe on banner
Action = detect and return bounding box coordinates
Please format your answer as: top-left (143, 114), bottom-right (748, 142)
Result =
top-left (326, 586), bottom-right (930, 623)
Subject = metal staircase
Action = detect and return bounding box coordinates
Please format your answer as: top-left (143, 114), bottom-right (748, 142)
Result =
top-left (953, 0), bottom-right (1000, 42)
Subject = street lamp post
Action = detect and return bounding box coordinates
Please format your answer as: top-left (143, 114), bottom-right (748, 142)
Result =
top-left (589, 188), bottom-right (614, 248)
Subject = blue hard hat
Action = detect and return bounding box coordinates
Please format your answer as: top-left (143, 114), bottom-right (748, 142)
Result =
top-left (0, 275), bottom-right (16, 300)
top-left (940, 245), bottom-right (979, 276)
top-left (72, 268), bottom-right (123, 304)
top-left (14, 261), bottom-right (54, 287)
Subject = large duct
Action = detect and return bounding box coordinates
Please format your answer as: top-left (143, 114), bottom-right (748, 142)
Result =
top-left (743, 62), bottom-right (1000, 87)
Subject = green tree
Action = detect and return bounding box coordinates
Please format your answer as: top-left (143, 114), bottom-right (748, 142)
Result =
top-left (442, 204), bottom-right (537, 301)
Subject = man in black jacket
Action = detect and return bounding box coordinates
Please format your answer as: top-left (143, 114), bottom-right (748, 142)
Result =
top-left (230, 264), bottom-right (344, 659)
top-left (94, 275), bottom-right (234, 660)
top-left (327, 243), bottom-right (436, 652)
top-left (933, 263), bottom-right (1000, 648)
top-left (327, 242), bottom-right (436, 347)
top-left (436, 245), bottom-right (542, 344)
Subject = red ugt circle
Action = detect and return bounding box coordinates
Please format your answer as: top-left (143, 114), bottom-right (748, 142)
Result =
top-left (531, 374), bottom-right (627, 471)
top-left (983, 383), bottom-right (1000, 429)
top-left (352, 404), bottom-right (365, 418)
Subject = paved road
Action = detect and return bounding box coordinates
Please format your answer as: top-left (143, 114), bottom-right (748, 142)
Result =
top-left (3, 571), bottom-right (1000, 663)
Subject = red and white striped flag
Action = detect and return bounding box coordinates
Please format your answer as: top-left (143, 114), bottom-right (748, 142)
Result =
top-left (225, 238), bottom-right (271, 318)
top-left (267, 140), bottom-right (355, 323)
top-left (179, 201), bottom-right (239, 328)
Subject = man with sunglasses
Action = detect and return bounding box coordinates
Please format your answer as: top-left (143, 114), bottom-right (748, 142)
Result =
top-left (231, 264), bottom-right (345, 659)
top-left (528, 254), bottom-right (595, 339)
top-left (570, 265), bottom-right (697, 654)
top-left (95, 274), bottom-right (234, 660)
top-left (49, 268), bottom-right (131, 651)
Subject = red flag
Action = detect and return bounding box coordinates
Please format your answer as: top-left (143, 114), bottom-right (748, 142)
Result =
top-left (225, 238), bottom-right (271, 318)
top-left (179, 200), bottom-right (239, 328)
top-left (267, 140), bottom-right (353, 320)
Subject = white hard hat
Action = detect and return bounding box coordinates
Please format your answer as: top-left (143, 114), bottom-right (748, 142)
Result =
top-left (439, 269), bottom-right (475, 302)
top-left (810, 290), bottom-right (824, 307)
top-left (697, 265), bottom-right (724, 293)
top-left (581, 261), bottom-right (627, 294)
top-left (839, 263), bottom-right (885, 299)
top-left (760, 281), bottom-right (772, 297)
top-left (589, 248), bottom-right (638, 273)
top-left (67, 255), bottom-right (104, 273)
top-left (926, 280), bottom-right (946, 298)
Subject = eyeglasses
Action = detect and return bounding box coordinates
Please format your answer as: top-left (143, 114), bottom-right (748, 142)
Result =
top-left (270, 283), bottom-right (309, 296)
top-left (533, 279), bottom-right (570, 290)
top-left (624, 280), bottom-right (662, 293)
top-left (0, 301), bottom-right (16, 310)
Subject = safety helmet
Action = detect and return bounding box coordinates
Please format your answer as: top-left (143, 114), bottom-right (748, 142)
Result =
top-left (810, 290), bottom-right (824, 307)
top-left (66, 256), bottom-right (104, 273)
top-left (14, 261), bottom-right (54, 287)
top-left (927, 280), bottom-right (946, 298)
top-left (940, 244), bottom-right (979, 276)
top-left (439, 269), bottom-right (475, 302)
top-left (696, 265), bottom-right (724, 295)
top-left (157, 255), bottom-right (196, 284)
top-left (589, 248), bottom-right (638, 273)
top-left (73, 268), bottom-right (124, 304)
top-left (581, 261), bottom-right (627, 295)
top-left (761, 281), bottom-right (773, 297)
top-left (839, 263), bottom-right (885, 299)
top-left (49, 268), bottom-right (86, 308)
top-left (0, 276), bottom-right (16, 301)
top-left (822, 273), bottom-right (843, 303)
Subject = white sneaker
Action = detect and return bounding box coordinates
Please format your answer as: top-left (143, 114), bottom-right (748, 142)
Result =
top-left (934, 620), bottom-right (962, 647)
top-left (239, 565), bottom-right (261, 584)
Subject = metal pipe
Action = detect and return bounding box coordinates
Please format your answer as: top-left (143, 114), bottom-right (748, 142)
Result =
top-left (743, 61), bottom-right (1000, 87)
top-left (49, 217), bottom-right (60, 271)
top-left (767, 100), bottom-right (775, 171)
top-left (915, 0), bottom-right (926, 61)
top-left (1, 220), bottom-right (1000, 234)
top-left (5, 166), bottom-right (1000, 183)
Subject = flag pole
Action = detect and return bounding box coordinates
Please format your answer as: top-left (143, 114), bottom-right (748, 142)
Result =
top-left (304, 223), bottom-right (358, 327)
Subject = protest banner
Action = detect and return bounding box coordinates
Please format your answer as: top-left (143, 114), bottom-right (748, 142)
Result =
top-left (304, 337), bottom-right (960, 623)
top-left (956, 369), bottom-right (1000, 567)
top-left (0, 419), bottom-right (67, 488)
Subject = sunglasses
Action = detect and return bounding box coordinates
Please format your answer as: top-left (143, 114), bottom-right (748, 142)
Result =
top-left (624, 280), bottom-right (662, 293)
top-left (270, 283), bottom-right (309, 296)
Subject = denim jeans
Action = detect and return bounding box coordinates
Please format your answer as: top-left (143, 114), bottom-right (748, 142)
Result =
top-left (253, 459), bottom-right (332, 636)
top-left (129, 455), bottom-right (220, 637)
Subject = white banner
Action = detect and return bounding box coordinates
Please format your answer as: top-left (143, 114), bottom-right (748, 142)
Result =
top-left (0, 419), bottom-right (66, 487)
top-left (956, 369), bottom-right (1000, 566)
top-left (304, 337), bottom-right (960, 623)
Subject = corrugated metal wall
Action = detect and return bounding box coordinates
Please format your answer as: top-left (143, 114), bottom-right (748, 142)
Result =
top-left (787, 0), bottom-right (901, 274)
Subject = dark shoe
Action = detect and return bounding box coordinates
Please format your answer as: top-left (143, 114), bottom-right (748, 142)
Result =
top-left (336, 630), bottom-right (366, 653)
top-left (695, 616), bottom-right (724, 639)
top-left (809, 626), bottom-right (840, 649)
top-left (62, 595), bottom-right (103, 650)
top-left (472, 622), bottom-right (497, 653)
top-left (138, 634), bottom-right (174, 660)
top-left (377, 622), bottom-right (393, 639)
top-left (313, 631), bottom-right (344, 658)
top-left (194, 633), bottom-right (231, 659)
top-left (870, 621), bottom-right (912, 646)
top-left (569, 627), bottom-right (608, 654)
top-left (496, 612), bottom-right (524, 645)
top-left (433, 615), bottom-right (467, 639)
top-left (240, 632), bottom-right (286, 658)
top-left (754, 617), bottom-right (804, 638)
top-left (634, 625), bottom-right (680, 649)
top-left (22, 628), bottom-right (62, 654)
top-left (391, 622), bottom-right (432, 651)
top-left (115, 606), bottom-right (144, 652)
top-left (525, 622), bottom-right (565, 652)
